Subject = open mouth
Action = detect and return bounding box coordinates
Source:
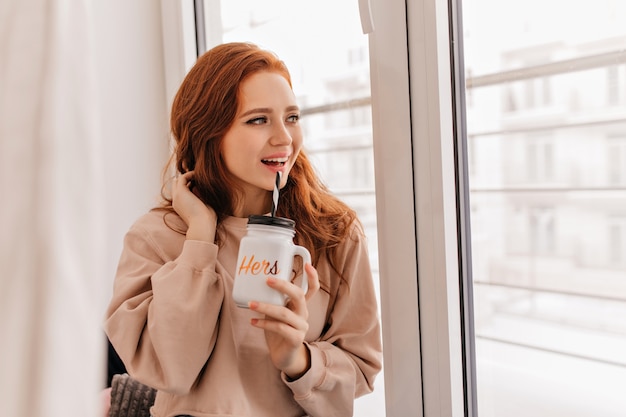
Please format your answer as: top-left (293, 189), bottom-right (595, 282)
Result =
top-left (261, 157), bottom-right (288, 167)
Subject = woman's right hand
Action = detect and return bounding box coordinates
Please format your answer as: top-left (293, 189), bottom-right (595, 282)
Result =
top-left (172, 171), bottom-right (217, 242)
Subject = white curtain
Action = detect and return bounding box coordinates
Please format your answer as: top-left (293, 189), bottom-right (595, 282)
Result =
top-left (0, 1), bottom-right (105, 416)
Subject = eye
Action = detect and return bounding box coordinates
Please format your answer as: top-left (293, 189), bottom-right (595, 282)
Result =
top-left (246, 116), bottom-right (267, 125)
top-left (286, 114), bottom-right (300, 123)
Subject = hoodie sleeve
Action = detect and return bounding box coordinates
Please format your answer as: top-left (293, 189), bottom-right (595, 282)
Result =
top-left (284, 222), bottom-right (383, 417)
top-left (104, 218), bottom-right (224, 395)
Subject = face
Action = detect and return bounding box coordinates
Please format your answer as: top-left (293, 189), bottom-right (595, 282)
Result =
top-left (221, 71), bottom-right (303, 211)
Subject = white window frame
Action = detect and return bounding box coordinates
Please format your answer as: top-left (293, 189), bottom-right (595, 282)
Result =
top-left (368, 0), bottom-right (470, 416)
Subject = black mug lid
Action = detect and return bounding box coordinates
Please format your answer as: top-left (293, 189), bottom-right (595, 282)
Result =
top-left (247, 215), bottom-right (295, 230)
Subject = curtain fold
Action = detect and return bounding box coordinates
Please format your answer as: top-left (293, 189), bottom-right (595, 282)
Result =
top-left (0, 1), bottom-right (105, 416)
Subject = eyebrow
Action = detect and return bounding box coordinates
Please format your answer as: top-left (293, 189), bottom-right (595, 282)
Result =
top-left (239, 105), bottom-right (300, 118)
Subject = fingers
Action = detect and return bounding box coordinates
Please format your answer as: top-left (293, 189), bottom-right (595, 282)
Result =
top-left (251, 263), bottom-right (319, 314)
top-left (249, 277), bottom-right (306, 325)
top-left (304, 263), bottom-right (320, 301)
top-left (250, 300), bottom-right (305, 330)
top-left (248, 265), bottom-right (319, 333)
top-left (249, 299), bottom-right (309, 347)
top-left (267, 277), bottom-right (307, 315)
top-left (172, 171), bottom-right (192, 197)
top-left (175, 170), bottom-right (194, 188)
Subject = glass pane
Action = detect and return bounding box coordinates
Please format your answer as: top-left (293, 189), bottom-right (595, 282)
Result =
top-left (462, 0), bottom-right (626, 416)
top-left (202, 1), bottom-right (384, 416)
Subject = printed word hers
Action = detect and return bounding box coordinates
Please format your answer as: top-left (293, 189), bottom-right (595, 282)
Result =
top-left (237, 255), bottom-right (280, 276)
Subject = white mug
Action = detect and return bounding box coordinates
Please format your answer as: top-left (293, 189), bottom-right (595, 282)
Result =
top-left (232, 215), bottom-right (310, 307)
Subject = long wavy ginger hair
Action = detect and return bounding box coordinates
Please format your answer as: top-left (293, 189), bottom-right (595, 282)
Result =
top-left (161, 42), bottom-right (358, 278)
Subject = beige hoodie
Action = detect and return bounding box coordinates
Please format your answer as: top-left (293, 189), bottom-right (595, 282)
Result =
top-left (105, 209), bottom-right (382, 417)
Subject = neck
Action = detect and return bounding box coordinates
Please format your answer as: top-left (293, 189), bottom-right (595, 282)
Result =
top-left (233, 191), bottom-right (272, 218)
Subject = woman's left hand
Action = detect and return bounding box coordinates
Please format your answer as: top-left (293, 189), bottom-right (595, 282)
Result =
top-left (249, 263), bottom-right (320, 380)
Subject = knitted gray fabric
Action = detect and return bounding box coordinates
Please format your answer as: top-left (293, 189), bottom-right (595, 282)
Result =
top-left (109, 373), bottom-right (157, 417)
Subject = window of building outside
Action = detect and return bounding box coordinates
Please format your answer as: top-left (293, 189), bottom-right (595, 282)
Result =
top-left (199, 1), bottom-right (383, 416)
top-left (462, 0), bottom-right (626, 415)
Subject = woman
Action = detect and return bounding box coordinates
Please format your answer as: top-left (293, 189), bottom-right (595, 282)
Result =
top-left (105, 42), bottom-right (382, 417)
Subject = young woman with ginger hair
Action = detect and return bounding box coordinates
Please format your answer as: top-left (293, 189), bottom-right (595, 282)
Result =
top-left (104, 42), bottom-right (382, 417)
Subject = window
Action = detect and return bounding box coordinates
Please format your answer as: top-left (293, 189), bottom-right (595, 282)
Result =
top-left (607, 136), bottom-right (626, 185)
top-left (463, 0), bottom-right (626, 415)
top-left (609, 218), bottom-right (626, 266)
top-left (526, 135), bottom-right (554, 183)
top-left (607, 64), bottom-right (626, 106)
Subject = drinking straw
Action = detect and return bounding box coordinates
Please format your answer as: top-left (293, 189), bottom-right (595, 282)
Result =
top-left (271, 171), bottom-right (282, 217)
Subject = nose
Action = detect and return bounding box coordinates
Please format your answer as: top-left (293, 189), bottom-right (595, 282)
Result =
top-left (270, 121), bottom-right (293, 146)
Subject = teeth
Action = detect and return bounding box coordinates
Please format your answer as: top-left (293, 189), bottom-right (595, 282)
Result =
top-left (262, 157), bottom-right (288, 163)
